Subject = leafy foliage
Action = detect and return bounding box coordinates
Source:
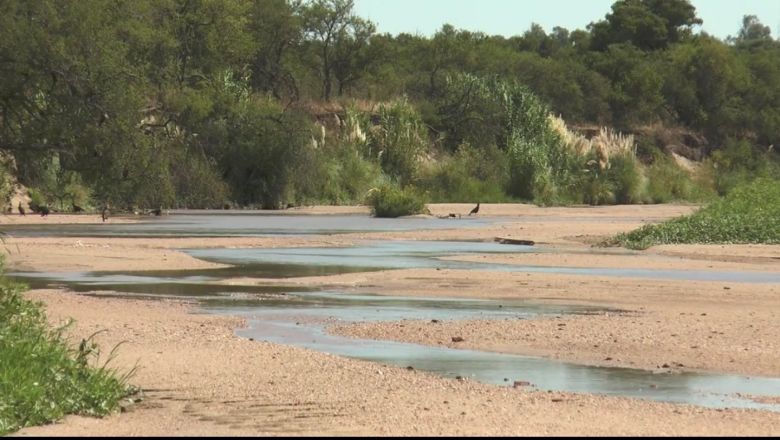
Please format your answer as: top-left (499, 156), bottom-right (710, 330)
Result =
top-left (613, 177), bottom-right (780, 249)
top-left (366, 184), bottom-right (429, 218)
top-left (0, 269), bottom-right (136, 435)
top-left (0, 0), bottom-right (779, 212)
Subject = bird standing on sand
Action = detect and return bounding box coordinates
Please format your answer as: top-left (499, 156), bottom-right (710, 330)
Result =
top-left (101, 205), bottom-right (109, 222)
top-left (18, 202), bottom-right (25, 216)
top-left (39, 206), bottom-right (50, 217)
top-left (468, 203), bottom-right (480, 216)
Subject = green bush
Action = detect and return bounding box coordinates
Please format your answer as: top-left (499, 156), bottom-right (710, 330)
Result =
top-left (0, 269), bottom-right (136, 435)
top-left (614, 177), bottom-right (780, 249)
top-left (578, 156), bottom-right (616, 205)
top-left (418, 143), bottom-right (511, 203)
top-left (645, 150), bottom-right (695, 203)
top-left (26, 187), bottom-right (48, 213)
top-left (708, 139), bottom-right (780, 196)
top-left (435, 74), bottom-right (577, 202)
top-left (366, 184), bottom-right (429, 218)
top-left (302, 144), bottom-right (386, 205)
top-left (608, 151), bottom-right (646, 204)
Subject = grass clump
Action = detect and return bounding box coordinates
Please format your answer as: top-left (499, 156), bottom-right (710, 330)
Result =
top-left (613, 177), bottom-right (780, 249)
top-left (0, 273), bottom-right (136, 435)
top-left (366, 184), bottom-right (429, 218)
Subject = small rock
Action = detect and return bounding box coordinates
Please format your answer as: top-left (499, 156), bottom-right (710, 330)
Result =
top-left (723, 286), bottom-right (731, 290)
top-left (604, 357), bottom-right (613, 361)
top-left (662, 363), bottom-right (670, 368)
top-left (406, 366), bottom-right (414, 371)
top-left (551, 398), bottom-right (564, 403)
top-left (452, 336), bottom-right (465, 343)
top-left (700, 313), bottom-right (707, 316)
top-left (513, 381), bottom-right (532, 388)
top-left (431, 319), bottom-right (439, 323)
top-left (248, 338), bottom-right (255, 341)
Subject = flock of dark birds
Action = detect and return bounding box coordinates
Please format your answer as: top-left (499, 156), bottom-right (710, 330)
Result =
top-left (13, 201), bottom-right (163, 221)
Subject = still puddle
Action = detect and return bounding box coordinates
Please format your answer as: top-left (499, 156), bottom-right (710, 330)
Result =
top-left (220, 302), bottom-right (780, 412)
top-left (11, 267), bottom-right (780, 411)
top-left (184, 240), bottom-right (780, 284)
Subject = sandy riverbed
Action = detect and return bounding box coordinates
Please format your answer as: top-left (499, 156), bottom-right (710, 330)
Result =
top-left (6, 203), bottom-right (780, 435)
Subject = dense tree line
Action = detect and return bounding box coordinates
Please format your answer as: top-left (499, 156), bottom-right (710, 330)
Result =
top-left (0, 0), bottom-right (778, 211)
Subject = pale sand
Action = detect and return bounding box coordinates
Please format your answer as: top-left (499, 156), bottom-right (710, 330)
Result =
top-left (5, 203), bottom-right (780, 435)
top-left (14, 290), bottom-right (780, 436)
top-left (0, 213), bottom-right (138, 225)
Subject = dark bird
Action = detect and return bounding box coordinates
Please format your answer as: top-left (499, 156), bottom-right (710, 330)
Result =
top-left (468, 203), bottom-right (480, 216)
top-left (39, 206), bottom-right (50, 217)
top-left (101, 205), bottom-right (109, 222)
top-left (72, 203), bottom-right (84, 213)
top-left (18, 202), bottom-right (25, 216)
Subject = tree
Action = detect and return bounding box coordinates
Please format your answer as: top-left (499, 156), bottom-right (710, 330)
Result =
top-left (730, 15), bottom-right (773, 49)
top-left (301, 0), bottom-right (375, 101)
top-left (590, 0), bottom-right (701, 51)
top-left (331, 16), bottom-right (377, 96)
top-left (246, 0), bottom-right (304, 100)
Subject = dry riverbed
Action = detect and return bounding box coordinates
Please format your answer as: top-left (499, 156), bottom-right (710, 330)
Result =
top-left (5, 203), bottom-right (780, 436)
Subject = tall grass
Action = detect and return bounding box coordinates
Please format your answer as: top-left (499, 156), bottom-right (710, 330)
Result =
top-left (0, 269), bottom-right (136, 435)
top-left (613, 177), bottom-right (780, 249)
top-left (552, 115), bottom-right (646, 205)
top-left (368, 98), bottom-right (428, 186)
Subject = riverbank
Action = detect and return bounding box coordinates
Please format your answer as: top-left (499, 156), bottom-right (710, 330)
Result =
top-left (14, 289), bottom-right (780, 436)
top-left (5, 203), bottom-right (780, 435)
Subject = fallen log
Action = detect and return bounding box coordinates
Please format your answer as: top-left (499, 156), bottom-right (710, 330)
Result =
top-left (494, 237), bottom-right (535, 246)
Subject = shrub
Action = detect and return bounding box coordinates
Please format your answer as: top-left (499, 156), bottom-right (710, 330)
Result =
top-left (418, 143), bottom-right (511, 203)
top-left (0, 269), bottom-right (136, 435)
top-left (435, 74), bottom-right (577, 202)
top-left (644, 149), bottom-right (695, 203)
top-left (608, 151), bottom-right (646, 204)
top-left (613, 177), bottom-right (780, 249)
top-left (365, 184), bottom-right (429, 218)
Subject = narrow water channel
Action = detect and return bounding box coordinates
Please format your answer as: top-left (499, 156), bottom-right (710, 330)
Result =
top-left (10, 234), bottom-right (780, 412)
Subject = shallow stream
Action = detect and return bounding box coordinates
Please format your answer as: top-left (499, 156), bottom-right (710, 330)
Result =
top-left (7, 214), bottom-right (780, 411)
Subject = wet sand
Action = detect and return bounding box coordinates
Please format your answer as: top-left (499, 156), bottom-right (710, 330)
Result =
top-left (6, 203), bottom-right (780, 436)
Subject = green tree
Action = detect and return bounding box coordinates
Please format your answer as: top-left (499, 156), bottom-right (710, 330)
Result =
top-left (590, 0), bottom-right (701, 51)
top-left (301, 0), bottom-right (375, 101)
